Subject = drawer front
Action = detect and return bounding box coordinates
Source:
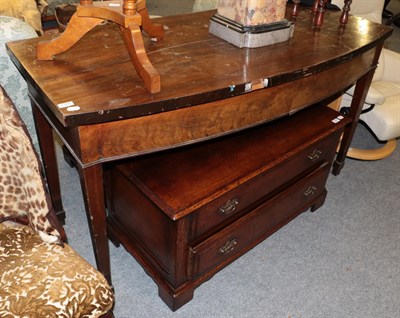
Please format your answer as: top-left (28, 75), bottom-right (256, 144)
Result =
top-left (188, 162), bottom-right (331, 279)
top-left (190, 131), bottom-right (340, 239)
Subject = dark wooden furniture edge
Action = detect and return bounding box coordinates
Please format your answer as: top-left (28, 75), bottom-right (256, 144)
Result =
top-left (5, 9), bottom-right (393, 127)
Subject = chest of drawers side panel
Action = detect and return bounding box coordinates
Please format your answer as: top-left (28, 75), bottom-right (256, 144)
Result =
top-left (105, 168), bottom-right (179, 284)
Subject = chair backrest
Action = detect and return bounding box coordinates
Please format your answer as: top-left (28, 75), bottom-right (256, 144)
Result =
top-left (0, 85), bottom-right (63, 244)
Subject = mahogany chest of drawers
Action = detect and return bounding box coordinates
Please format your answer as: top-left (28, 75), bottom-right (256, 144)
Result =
top-left (104, 105), bottom-right (351, 311)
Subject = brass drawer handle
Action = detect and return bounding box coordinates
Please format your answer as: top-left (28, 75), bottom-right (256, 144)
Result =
top-left (308, 149), bottom-right (322, 161)
top-left (219, 239), bottom-right (237, 255)
top-left (304, 185), bottom-right (317, 197)
top-left (219, 199), bottom-right (239, 216)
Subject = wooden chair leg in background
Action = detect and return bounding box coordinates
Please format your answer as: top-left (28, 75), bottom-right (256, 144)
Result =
top-left (346, 138), bottom-right (397, 160)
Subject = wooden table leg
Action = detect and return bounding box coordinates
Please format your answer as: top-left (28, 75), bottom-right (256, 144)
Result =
top-left (333, 43), bottom-right (384, 175)
top-left (31, 103), bottom-right (66, 223)
top-left (32, 99), bottom-right (111, 283)
top-left (332, 71), bottom-right (373, 175)
top-left (78, 164), bottom-right (112, 284)
top-left (332, 47), bottom-right (383, 175)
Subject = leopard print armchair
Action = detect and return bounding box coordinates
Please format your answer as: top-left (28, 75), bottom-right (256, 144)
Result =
top-left (0, 85), bottom-right (114, 318)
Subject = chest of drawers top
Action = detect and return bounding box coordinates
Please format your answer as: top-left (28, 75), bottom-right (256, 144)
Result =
top-left (115, 105), bottom-right (350, 221)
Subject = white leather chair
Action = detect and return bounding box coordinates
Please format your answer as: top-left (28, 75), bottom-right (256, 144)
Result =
top-left (332, 0), bottom-right (400, 160)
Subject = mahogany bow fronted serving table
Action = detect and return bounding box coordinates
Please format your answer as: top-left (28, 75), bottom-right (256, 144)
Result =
top-left (7, 3), bottom-right (392, 310)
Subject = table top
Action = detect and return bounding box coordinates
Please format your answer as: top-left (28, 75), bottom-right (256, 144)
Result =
top-left (7, 5), bottom-right (392, 127)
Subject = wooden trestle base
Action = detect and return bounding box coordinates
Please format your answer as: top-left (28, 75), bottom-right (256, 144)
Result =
top-left (36, 0), bottom-right (164, 93)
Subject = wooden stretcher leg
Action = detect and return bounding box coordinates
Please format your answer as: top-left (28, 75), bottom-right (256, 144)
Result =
top-left (120, 22), bottom-right (161, 93)
top-left (346, 139), bottom-right (397, 160)
top-left (37, 14), bottom-right (103, 60)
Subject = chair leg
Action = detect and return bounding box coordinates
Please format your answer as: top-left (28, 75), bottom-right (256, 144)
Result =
top-left (346, 138), bottom-right (397, 160)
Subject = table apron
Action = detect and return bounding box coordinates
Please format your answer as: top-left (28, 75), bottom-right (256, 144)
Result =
top-left (30, 48), bottom-right (376, 168)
